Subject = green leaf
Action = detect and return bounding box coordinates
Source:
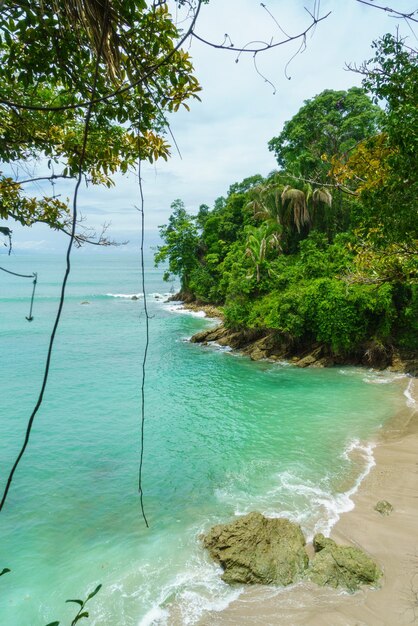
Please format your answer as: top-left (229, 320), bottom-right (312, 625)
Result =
top-left (73, 611), bottom-right (89, 623)
top-left (86, 584), bottom-right (102, 601)
top-left (66, 599), bottom-right (84, 607)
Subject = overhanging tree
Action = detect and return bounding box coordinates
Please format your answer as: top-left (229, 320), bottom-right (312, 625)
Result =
top-left (0, 0), bottom-right (205, 242)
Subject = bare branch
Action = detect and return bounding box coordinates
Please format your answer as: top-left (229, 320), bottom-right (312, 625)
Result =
top-left (252, 51), bottom-right (277, 94)
top-left (284, 172), bottom-right (359, 196)
top-left (49, 217), bottom-right (127, 247)
top-left (191, 10), bottom-right (331, 54)
top-left (355, 0), bottom-right (418, 23)
top-left (0, 174), bottom-right (75, 187)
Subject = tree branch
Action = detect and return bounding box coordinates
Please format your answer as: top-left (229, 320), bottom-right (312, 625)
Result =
top-left (0, 0), bottom-right (204, 112)
top-left (355, 0), bottom-right (418, 23)
top-left (1, 174), bottom-right (74, 187)
top-left (191, 10), bottom-right (331, 54)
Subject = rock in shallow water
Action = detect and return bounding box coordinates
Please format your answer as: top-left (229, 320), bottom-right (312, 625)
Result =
top-left (202, 516), bottom-right (382, 593)
top-left (201, 512), bottom-right (308, 585)
top-left (307, 533), bottom-right (382, 591)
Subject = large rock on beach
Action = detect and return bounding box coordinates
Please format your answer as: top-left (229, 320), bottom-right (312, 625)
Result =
top-left (307, 533), bottom-right (382, 591)
top-left (202, 512), bottom-right (308, 586)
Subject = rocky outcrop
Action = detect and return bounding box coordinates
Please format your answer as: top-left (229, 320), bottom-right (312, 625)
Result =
top-left (190, 325), bottom-right (263, 351)
top-left (202, 512), bottom-right (308, 586)
top-left (307, 533), bottom-right (382, 591)
top-left (191, 326), bottom-right (339, 366)
top-left (190, 323), bottom-right (417, 375)
top-left (202, 515), bottom-right (382, 592)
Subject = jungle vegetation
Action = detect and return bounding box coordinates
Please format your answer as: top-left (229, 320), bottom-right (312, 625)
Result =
top-left (156, 34), bottom-right (418, 360)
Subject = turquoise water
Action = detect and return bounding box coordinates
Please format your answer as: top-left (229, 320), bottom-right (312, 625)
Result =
top-left (0, 250), bottom-right (407, 625)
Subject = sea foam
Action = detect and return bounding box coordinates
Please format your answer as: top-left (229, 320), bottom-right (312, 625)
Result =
top-left (138, 554), bottom-right (241, 626)
top-left (165, 303), bottom-right (207, 318)
top-left (215, 439), bottom-right (376, 543)
top-left (105, 292), bottom-right (143, 299)
top-left (404, 377), bottom-right (417, 409)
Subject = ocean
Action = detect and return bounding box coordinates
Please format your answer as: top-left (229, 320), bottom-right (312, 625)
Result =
top-left (0, 249), bottom-right (409, 625)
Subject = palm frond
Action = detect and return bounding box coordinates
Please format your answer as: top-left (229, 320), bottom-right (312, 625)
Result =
top-left (53, 0), bottom-right (121, 79)
top-left (281, 186), bottom-right (310, 232)
top-left (313, 188), bottom-right (333, 208)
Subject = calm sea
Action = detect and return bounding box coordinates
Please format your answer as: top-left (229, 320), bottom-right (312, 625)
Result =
top-left (0, 249), bottom-right (408, 625)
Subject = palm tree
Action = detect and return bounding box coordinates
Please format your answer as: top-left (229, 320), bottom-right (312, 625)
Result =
top-left (248, 180), bottom-right (332, 232)
top-left (245, 224), bottom-right (281, 283)
top-left (311, 187), bottom-right (333, 235)
top-left (246, 183), bottom-right (281, 224)
top-left (280, 186), bottom-right (311, 233)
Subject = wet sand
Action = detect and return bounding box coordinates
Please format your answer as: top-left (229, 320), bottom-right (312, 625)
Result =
top-left (200, 378), bottom-right (418, 626)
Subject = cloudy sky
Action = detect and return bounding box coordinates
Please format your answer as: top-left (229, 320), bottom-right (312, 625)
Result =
top-left (3, 0), bottom-right (416, 252)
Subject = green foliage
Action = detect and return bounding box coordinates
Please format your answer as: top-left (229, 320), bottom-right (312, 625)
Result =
top-left (391, 284), bottom-right (418, 351)
top-left (44, 583), bottom-right (102, 626)
top-left (305, 279), bottom-right (394, 353)
top-left (67, 583), bottom-right (102, 626)
top-left (223, 298), bottom-right (253, 331)
top-left (245, 223), bottom-right (281, 283)
top-left (268, 88), bottom-right (382, 181)
top-left (217, 239), bottom-right (257, 301)
top-left (363, 34), bottom-right (417, 163)
top-left (1, 568), bottom-right (100, 626)
top-left (189, 264), bottom-right (218, 302)
top-left (231, 276), bottom-right (395, 355)
top-left (228, 174), bottom-right (264, 196)
top-left (156, 65), bottom-right (415, 358)
top-left (356, 34), bottom-right (418, 243)
top-left (245, 287), bottom-right (308, 339)
top-left (246, 173), bottom-right (346, 252)
top-left (155, 199), bottom-right (200, 292)
top-left (0, 1), bottom-right (201, 235)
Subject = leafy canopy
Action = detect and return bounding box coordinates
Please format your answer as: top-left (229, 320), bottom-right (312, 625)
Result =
top-left (268, 87), bottom-right (382, 181)
top-left (333, 34), bottom-right (418, 244)
top-left (154, 199), bottom-right (200, 292)
top-left (0, 1), bottom-right (202, 239)
top-left (155, 36), bottom-right (417, 357)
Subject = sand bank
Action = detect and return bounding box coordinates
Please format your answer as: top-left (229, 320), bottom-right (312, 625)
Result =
top-left (199, 377), bottom-right (418, 626)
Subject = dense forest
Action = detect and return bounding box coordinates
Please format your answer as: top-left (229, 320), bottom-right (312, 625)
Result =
top-left (156, 35), bottom-right (417, 371)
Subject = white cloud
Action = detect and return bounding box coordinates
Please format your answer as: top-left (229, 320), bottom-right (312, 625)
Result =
top-left (11, 239), bottom-right (49, 250)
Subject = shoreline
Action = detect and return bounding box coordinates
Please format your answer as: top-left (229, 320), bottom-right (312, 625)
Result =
top-left (179, 298), bottom-right (417, 375)
top-left (198, 377), bottom-right (418, 625)
top-left (163, 300), bottom-right (418, 624)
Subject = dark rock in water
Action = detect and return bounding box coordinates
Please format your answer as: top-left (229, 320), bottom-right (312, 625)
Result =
top-left (131, 295), bottom-right (139, 300)
top-left (202, 512), bottom-right (308, 586)
top-left (190, 325), bottom-right (225, 345)
top-left (189, 321), bottom-right (415, 374)
top-left (374, 500), bottom-right (394, 516)
top-left (307, 533), bottom-right (382, 591)
top-left (81, 301), bottom-right (90, 305)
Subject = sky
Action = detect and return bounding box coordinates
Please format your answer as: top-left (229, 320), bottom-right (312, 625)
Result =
top-left (2, 0), bottom-right (416, 253)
